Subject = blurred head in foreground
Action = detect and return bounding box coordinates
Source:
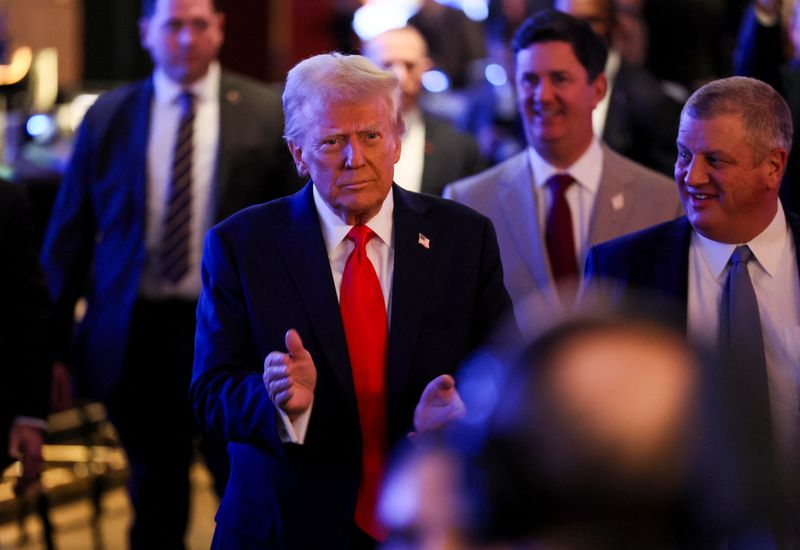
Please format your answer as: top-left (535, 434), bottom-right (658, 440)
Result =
top-left (379, 301), bottom-right (791, 549)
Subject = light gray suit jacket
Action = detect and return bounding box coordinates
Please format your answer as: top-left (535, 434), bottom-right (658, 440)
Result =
top-left (443, 143), bottom-right (682, 323)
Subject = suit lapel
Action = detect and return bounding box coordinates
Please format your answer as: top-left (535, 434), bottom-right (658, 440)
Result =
top-left (275, 184), bottom-right (357, 414)
top-left (589, 145), bottom-right (634, 246)
top-left (215, 72), bottom-right (242, 221)
top-left (387, 185), bottom-right (434, 417)
top-left (647, 217), bottom-right (692, 329)
top-left (130, 79), bottom-right (153, 233)
top-left (496, 155), bottom-right (557, 300)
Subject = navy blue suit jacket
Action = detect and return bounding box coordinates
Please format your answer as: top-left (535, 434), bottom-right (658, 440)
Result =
top-left (584, 212), bottom-right (800, 327)
top-left (41, 72), bottom-right (300, 400)
top-left (191, 182), bottom-right (511, 547)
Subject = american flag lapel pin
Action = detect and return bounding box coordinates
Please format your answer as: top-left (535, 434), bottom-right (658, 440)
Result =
top-left (418, 232), bottom-right (430, 249)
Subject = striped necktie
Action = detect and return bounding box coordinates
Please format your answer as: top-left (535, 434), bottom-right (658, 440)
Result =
top-left (160, 91), bottom-right (194, 283)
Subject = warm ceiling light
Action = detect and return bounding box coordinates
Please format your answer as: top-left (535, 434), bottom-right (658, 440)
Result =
top-left (0, 46), bottom-right (33, 86)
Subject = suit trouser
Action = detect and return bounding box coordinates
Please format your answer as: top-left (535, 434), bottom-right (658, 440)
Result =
top-left (105, 298), bottom-right (229, 550)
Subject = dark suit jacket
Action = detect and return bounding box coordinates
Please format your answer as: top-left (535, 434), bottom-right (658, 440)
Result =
top-left (584, 210), bottom-right (800, 541)
top-left (40, 71), bottom-right (301, 400)
top-left (191, 183), bottom-right (511, 547)
top-left (420, 113), bottom-right (483, 196)
top-left (0, 182), bottom-right (51, 468)
top-left (604, 60), bottom-right (683, 177)
top-left (734, 5), bottom-right (800, 214)
top-left (583, 211), bottom-right (800, 327)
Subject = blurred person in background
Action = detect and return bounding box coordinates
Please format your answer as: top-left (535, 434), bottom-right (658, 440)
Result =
top-left (363, 26), bottom-right (484, 196)
top-left (408, 0), bottom-right (487, 89)
top-left (555, 0), bottom-right (683, 176)
top-left (39, 0), bottom-right (300, 547)
top-left (0, 181), bottom-right (50, 497)
top-left (734, 0), bottom-right (800, 214)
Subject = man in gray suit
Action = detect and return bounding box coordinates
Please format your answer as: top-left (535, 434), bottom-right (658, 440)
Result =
top-left (444, 9), bottom-right (680, 324)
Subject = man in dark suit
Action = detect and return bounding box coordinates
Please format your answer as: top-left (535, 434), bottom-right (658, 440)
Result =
top-left (39, 0), bottom-right (299, 547)
top-left (0, 182), bottom-right (50, 494)
top-left (363, 26), bottom-right (483, 196)
top-left (585, 76), bottom-right (799, 542)
top-left (191, 52), bottom-right (511, 549)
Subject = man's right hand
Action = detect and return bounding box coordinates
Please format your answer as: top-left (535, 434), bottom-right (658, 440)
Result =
top-left (51, 361), bottom-right (73, 413)
top-left (263, 329), bottom-right (317, 421)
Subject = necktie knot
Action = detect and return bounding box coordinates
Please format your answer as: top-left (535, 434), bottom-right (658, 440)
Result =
top-left (177, 91), bottom-right (194, 115)
top-left (547, 173), bottom-right (575, 197)
top-left (730, 245), bottom-right (753, 266)
top-left (347, 224), bottom-right (375, 252)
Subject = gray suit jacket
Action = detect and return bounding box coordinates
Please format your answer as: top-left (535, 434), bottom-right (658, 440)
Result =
top-left (443, 143), bottom-right (681, 322)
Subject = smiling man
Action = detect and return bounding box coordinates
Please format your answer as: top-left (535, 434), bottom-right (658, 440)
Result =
top-left (444, 10), bottom-right (679, 323)
top-left (585, 76), bottom-right (799, 542)
top-left (190, 53), bottom-right (511, 549)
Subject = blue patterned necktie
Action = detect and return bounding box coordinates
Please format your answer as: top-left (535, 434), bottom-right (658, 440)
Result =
top-left (160, 91), bottom-right (194, 283)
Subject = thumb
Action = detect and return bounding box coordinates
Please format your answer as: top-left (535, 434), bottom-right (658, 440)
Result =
top-left (285, 329), bottom-right (306, 357)
top-left (422, 374), bottom-right (456, 404)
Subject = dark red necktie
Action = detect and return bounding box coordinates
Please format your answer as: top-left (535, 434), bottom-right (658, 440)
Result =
top-left (340, 224), bottom-right (388, 541)
top-left (545, 174), bottom-right (578, 294)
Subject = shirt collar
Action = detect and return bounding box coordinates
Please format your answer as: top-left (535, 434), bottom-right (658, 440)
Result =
top-left (528, 136), bottom-right (603, 193)
top-left (312, 184), bottom-right (395, 257)
top-left (694, 202), bottom-right (788, 280)
top-left (152, 61), bottom-right (221, 105)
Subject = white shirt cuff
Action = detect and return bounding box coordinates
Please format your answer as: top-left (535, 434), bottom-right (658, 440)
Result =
top-left (276, 398), bottom-right (313, 444)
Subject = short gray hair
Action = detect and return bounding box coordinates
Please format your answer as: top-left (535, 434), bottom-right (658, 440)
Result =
top-left (282, 52), bottom-right (404, 143)
top-left (681, 76), bottom-right (793, 159)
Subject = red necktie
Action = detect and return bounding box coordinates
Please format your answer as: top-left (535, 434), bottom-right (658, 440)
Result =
top-left (340, 224), bottom-right (388, 541)
top-left (545, 174), bottom-right (578, 296)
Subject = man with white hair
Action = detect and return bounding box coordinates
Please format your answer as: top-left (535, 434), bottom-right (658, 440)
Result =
top-left (191, 52), bottom-right (511, 549)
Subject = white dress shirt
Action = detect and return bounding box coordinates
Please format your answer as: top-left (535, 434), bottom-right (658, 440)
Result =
top-left (528, 137), bottom-right (603, 269)
top-left (394, 108), bottom-right (426, 193)
top-left (688, 203), bottom-right (800, 466)
top-left (140, 62), bottom-right (221, 299)
top-left (279, 186), bottom-right (396, 443)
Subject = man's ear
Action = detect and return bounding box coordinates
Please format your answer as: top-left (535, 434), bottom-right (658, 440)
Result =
top-left (287, 140), bottom-right (308, 176)
top-left (591, 72), bottom-right (608, 107)
top-left (764, 147), bottom-right (788, 190)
